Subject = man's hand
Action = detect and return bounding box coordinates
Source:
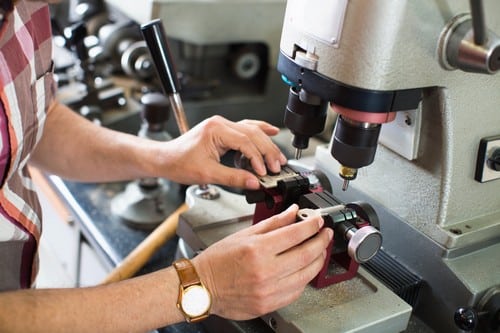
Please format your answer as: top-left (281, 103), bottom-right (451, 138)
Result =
top-left (156, 116), bottom-right (287, 189)
top-left (192, 204), bottom-right (334, 320)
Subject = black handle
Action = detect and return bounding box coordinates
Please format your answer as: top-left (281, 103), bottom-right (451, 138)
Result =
top-left (140, 19), bottom-right (181, 95)
top-left (64, 21), bottom-right (89, 62)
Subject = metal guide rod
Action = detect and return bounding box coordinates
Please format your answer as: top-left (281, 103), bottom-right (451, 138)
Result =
top-left (469, 0), bottom-right (486, 45)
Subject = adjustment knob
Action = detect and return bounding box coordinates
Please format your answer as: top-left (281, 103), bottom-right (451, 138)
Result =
top-left (140, 92), bottom-right (170, 127)
top-left (487, 148), bottom-right (500, 171)
top-left (454, 307), bottom-right (478, 331)
top-left (346, 225), bottom-right (382, 263)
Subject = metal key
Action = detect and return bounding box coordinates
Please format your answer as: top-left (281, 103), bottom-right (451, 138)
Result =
top-left (297, 205), bottom-right (346, 220)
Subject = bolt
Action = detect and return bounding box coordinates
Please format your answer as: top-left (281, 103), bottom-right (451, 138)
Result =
top-left (405, 115), bottom-right (412, 126)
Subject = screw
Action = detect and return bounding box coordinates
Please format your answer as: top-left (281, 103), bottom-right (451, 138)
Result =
top-left (404, 115), bottom-right (412, 126)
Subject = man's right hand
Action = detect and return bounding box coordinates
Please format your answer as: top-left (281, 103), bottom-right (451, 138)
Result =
top-left (191, 204), bottom-right (334, 320)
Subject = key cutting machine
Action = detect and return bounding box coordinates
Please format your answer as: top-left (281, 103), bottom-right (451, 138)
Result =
top-left (177, 162), bottom-right (413, 333)
top-left (177, 0), bottom-right (500, 332)
top-left (275, 0), bottom-right (500, 332)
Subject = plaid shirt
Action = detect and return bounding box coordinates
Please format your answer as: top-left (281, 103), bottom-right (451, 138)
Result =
top-left (0, 0), bottom-right (55, 290)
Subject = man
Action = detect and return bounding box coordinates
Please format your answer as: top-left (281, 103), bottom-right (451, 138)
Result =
top-left (0, 1), bottom-right (333, 332)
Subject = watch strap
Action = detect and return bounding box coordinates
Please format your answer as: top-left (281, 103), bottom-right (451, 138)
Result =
top-left (173, 258), bottom-right (201, 288)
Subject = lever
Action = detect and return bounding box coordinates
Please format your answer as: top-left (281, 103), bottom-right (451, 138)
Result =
top-left (140, 19), bottom-right (219, 200)
top-left (469, 0), bottom-right (486, 45)
top-left (141, 19), bottom-right (189, 134)
top-left (439, 0), bottom-right (500, 74)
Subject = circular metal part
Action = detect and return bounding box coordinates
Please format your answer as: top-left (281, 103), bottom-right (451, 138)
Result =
top-left (331, 115), bottom-right (382, 169)
top-left (229, 44), bottom-right (267, 80)
top-left (339, 165), bottom-right (357, 181)
top-left (346, 226), bottom-right (382, 263)
top-left (438, 13), bottom-right (500, 74)
top-left (121, 40), bottom-right (155, 80)
top-left (232, 52), bottom-right (261, 80)
top-left (110, 179), bottom-right (172, 230)
top-left (332, 103), bottom-right (397, 124)
top-left (98, 22), bottom-right (142, 62)
top-left (134, 54), bottom-right (154, 77)
top-left (438, 14), bottom-right (471, 71)
top-left (194, 185), bottom-right (220, 200)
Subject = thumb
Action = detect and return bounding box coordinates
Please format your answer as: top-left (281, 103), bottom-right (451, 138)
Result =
top-left (209, 165), bottom-right (262, 189)
top-left (249, 204), bottom-right (299, 235)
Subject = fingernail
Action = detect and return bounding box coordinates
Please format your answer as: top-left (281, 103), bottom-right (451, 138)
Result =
top-left (327, 228), bottom-right (334, 241)
top-left (255, 163), bottom-right (266, 176)
top-left (245, 178), bottom-right (260, 189)
top-left (274, 160), bottom-right (281, 171)
top-left (318, 217), bottom-right (324, 229)
top-left (280, 153), bottom-right (287, 164)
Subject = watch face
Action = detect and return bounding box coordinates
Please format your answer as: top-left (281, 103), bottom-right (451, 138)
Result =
top-left (181, 285), bottom-right (211, 317)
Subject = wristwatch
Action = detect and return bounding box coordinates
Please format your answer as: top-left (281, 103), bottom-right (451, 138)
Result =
top-left (173, 258), bottom-right (212, 323)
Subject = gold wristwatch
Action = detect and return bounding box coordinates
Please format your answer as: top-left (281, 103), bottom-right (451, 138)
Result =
top-left (173, 258), bottom-right (212, 323)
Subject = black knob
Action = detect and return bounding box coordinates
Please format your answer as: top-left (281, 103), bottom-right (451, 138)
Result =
top-left (140, 92), bottom-right (170, 126)
top-left (487, 148), bottom-right (500, 171)
top-left (454, 307), bottom-right (478, 331)
top-left (140, 19), bottom-right (181, 95)
top-left (64, 21), bottom-right (88, 62)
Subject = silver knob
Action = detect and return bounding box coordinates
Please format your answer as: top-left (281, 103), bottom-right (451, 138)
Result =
top-left (345, 225), bottom-right (382, 263)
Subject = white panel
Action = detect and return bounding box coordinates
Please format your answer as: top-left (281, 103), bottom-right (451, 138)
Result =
top-left (379, 109), bottom-right (421, 161)
top-left (286, 0), bottom-right (348, 46)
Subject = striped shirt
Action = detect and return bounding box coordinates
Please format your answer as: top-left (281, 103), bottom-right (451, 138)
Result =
top-left (0, 1), bottom-right (55, 291)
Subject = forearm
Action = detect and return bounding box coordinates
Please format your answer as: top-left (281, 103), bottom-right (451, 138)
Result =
top-left (31, 100), bottom-right (286, 189)
top-left (30, 101), bottom-right (168, 182)
top-left (0, 268), bottom-right (184, 333)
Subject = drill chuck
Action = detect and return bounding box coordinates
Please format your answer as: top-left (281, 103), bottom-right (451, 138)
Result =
top-left (284, 87), bottom-right (327, 151)
top-left (331, 115), bottom-right (381, 169)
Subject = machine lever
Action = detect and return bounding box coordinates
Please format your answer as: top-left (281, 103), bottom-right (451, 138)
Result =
top-left (469, 0), bottom-right (486, 45)
top-left (140, 19), bottom-right (181, 95)
top-left (141, 19), bottom-right (218, 199)
top-left (440, 0), bottom-right (500, 73)
top-left (141, 19), bottom-right (189, 134)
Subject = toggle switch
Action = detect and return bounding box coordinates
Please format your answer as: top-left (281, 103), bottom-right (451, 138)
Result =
top-left (475, 135), bottom-right (500, 182)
